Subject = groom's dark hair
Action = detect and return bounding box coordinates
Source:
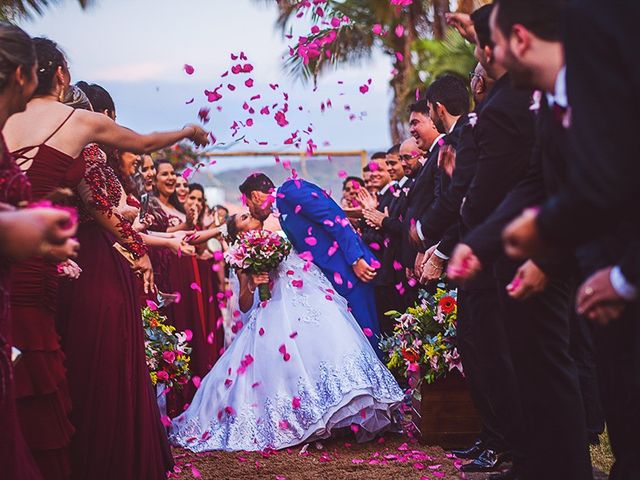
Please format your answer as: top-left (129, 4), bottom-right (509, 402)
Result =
top-left (239, 173), bottom-right (275, 196)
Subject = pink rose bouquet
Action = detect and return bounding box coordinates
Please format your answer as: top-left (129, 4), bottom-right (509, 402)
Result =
top-left (225, 229), bottom-right (292, 301)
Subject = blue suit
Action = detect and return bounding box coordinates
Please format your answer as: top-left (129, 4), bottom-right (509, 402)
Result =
top-left (276, 179), bottom-right (381, 355)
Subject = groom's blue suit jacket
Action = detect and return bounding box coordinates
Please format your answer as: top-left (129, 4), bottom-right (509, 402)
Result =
top-left (276, 178), bottom-right (381, 354)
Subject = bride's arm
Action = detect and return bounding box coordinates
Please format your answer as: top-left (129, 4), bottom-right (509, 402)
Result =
top-left (238, 271), bottom-right (268, 313)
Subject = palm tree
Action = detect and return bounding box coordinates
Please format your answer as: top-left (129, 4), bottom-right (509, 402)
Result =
top-left (259, 0), bottom-right (447, 142)
top-left (258, 0), bottom-right (489, 143)
top-left (1, 0), bottom-right (91, 21)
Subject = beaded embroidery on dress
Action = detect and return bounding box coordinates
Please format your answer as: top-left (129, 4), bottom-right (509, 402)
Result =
top-left (170, 251), bottom-right (404, 452)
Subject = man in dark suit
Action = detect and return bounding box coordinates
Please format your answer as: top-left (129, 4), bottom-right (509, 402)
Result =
top-left (400, 101), bottom-right (444, 275)
top-left (449, 1), bottom-right (595, 479)
top-left (494, 1), bottom-right (640, 478)
top-left (364, 143), bottom-right (417, 334)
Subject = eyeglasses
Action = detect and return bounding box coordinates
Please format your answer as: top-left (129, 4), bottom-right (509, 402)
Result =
top-left (469, 71), bottom-right (484, 83)
top-left (399, 154), bottom-right (421, 162)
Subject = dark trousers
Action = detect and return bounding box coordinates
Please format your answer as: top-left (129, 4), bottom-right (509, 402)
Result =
top-left (457, 283), bottom-right (521, 453)
top-left (570, 310), bottom-right (604, 440)
top-left (594, 301), bottom-right (640, 480)
top-left (375, 285), bottom-right (415, 337)
top-left (497, 277), bottom-right (592, 480)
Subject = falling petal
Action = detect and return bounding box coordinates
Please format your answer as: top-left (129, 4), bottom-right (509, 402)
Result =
top-left (363, 328), bottom-right (373, 337)
top-left (184, 64), bottom-right (195, 75)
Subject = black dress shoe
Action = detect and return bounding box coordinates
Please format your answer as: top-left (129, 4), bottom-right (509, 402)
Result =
top-left (459, 449), bottom-right (511, 473)
top-left (488, 467), bottom-right (520, 480)
top-left (449, 439), bottom-right (484, 459)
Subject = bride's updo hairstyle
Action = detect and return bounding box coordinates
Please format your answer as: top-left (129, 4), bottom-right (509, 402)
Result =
top-left (225, 214), bottom-right (240, 243)
top-left (0, 22), bottom-right (36, 93)
top-left (32, 37), bottom-right (67, 97)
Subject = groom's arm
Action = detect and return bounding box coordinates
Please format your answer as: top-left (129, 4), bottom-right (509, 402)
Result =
top-left (280, 183), bottom-right (366, 265)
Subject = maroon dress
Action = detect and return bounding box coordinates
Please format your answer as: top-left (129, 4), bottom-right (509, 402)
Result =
top-left (0, 139), bottom-right (42, 480)
top-left (56, 145), bottom-right (173, 480)
top-left (10, 114), bottom-right (82, 480)
top-left (148, 208), bottom-right (223, 416)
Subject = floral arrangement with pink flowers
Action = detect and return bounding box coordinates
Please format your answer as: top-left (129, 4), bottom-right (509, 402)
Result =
top-left (142, 307), bottom-right (192, 389)
top-left (380, 285), bottom-right (462, 387)
top-left (225, 229), bottom-right (292, 301)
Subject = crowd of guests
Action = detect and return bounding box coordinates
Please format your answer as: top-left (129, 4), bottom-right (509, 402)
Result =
top-left (0, 24), bottom-right (239, 480)
top-left (1, 0), bottom-right (638, 479)
top-left (337, 1), bottom-right (638, 479)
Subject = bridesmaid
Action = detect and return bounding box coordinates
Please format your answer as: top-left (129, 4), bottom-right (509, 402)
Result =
top-left (3, 38), bottom-right (208, 480)
top-left (170, 173), bottom-right (188, 213)
top-left (151, 161), bottom-right (220, 415)
top-left (185, 183), bottom-right (224, 372)
top-left (0, 22), bottom-right (76, 480)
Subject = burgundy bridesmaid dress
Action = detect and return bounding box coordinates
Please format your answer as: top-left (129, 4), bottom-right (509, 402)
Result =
top-left (0, 138), bottom-right (43, 480)
top-left (147, 209), bottom-right (223, 416)
top-left (56, 145), bottom-right (173, 480)
top-left (10, 113), bottom-right (81, 480)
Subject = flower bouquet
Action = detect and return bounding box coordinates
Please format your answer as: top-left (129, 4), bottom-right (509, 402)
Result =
top-left (142, 307), bottom-right (192, 389)
top-left (380, 285), bottom-right (462, 388)
top-left (225, 229), bottom-right (292, 301)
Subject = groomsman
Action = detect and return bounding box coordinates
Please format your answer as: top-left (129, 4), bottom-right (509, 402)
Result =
top-left (449, 1), bottom-right (594, 479)
top-left (401, 100), bottom-right (445, 276)
top-left (364, 143), bottom-right (416, 334)
top-left (497, 0), bottom-right (640, 478)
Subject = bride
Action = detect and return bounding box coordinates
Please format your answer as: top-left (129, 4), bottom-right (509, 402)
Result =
top-left (170, 212), bottom-right (404, 452)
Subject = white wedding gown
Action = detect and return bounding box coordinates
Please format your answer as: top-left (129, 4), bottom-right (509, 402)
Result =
top-left (170, 251), bottom-right (404, 452)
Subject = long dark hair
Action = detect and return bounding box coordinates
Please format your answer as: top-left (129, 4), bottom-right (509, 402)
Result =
top-left (188, 182), bottom-right (206, 228)
top-left (225, 214), bottom-right (240, 243)
top-left (168, 173), bottom-right (186, 213)
top-left (76, 81), bottom-right (115, 117)
top-left (0, 22), bottom-right (36, 94)
top-left (32, 37), bottom-right (66, 97)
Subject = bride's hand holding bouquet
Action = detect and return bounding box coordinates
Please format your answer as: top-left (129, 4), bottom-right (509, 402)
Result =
top-left (225, 229), bottom-right (291, 301)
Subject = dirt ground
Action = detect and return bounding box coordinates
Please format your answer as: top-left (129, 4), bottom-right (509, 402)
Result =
top-left (171, 431), bottom-right (610, 480)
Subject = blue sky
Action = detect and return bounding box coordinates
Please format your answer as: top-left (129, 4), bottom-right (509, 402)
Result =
top-left (17, 0), bottom-right (395, 172)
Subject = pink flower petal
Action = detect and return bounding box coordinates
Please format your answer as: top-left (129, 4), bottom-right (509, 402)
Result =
top-left (292, 397), bottom-right (301, 409)
top-left (363, 328), bottom-right (373, 337)
top-left (184, 64), bottom-right (195, 75)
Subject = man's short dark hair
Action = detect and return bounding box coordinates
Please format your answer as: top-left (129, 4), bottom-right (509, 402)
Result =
top-left (408, 99), bottom-right (429, 116)
top-left (239, 173), bottom-right (275, 196)
top-left (387, 143), bottom-right (401, 155)
top-left (363, 164), bottom-right (371, 173)
top-left (471, 4), bottom-right (494, 48)
top-left (424, 74), bottom-right (470, 116)
top-left (494, 0), bottom-right (568, 42)
top-left (343, 176), bottom-right (364, 189)
top-left (371, 152), bottom-right (387, 160)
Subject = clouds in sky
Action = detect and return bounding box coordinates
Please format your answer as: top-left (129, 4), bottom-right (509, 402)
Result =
top-left (17, 0), bottom-right (396, 171)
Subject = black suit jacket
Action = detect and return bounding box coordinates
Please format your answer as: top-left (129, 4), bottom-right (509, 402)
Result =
top-left (378, 179), bottom-right (414, 286)
top-left (458, 73), bottom-right (535, 280)
top-left (361, 185), bottom-right (396, 258)
top-left (535, 0), bottom-right (640, 285)
top-left (418, 116), bottom-right (474, 254)
top-left (401, 144), bottom-right (441, 268)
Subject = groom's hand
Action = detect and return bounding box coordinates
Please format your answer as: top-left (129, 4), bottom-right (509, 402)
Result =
top-left (353, 258), bottom-right (377, 283)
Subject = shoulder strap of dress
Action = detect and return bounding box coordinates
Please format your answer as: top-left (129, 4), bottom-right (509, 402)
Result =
top-left (12, 109), bottom-right (76, 164)
top-left (40, 109), bottom-right (75, 146)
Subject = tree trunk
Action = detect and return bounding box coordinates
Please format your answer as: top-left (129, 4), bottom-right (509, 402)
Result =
top-left (432, 0), bottom-right (450, 40)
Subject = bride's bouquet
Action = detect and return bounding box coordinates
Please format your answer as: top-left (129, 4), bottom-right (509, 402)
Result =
top-left (225, 229), bottom-right (292, 301)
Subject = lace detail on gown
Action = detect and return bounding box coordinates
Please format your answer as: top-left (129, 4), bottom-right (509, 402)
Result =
top-left (170, 251), bottom-right (403, 452)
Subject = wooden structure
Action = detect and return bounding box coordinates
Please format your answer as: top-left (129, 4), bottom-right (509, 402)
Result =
top-left (203, 150), bottom-right (369, 177)
top-left (411, 372), bottom-right (481, 449)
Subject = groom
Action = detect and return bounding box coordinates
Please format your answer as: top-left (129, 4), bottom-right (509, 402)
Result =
top-left (239, 173), bottom-right (382, 354)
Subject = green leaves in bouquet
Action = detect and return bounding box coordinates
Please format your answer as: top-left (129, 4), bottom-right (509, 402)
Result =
top-left (379, 283), bottom-right (461, 386)
top-left (142, 307), bottom-right (192, 389)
